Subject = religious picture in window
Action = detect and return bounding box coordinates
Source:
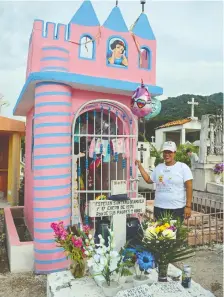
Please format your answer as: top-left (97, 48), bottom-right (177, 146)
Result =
top-left (107, 38), bottom-right (128, 67)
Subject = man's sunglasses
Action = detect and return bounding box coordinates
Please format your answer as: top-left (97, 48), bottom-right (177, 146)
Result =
top-left (131, 98), bottom-right (150, 109)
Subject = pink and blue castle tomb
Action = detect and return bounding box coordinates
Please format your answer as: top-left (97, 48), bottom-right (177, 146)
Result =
top-left (12, 0), bottom-right (163, 274)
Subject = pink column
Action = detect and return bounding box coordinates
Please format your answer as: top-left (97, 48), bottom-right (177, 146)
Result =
top-left (33, 82), bottom-right (72, 273)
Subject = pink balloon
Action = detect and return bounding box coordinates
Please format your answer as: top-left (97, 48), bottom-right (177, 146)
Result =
top-left (130, 84), bottom-right (152, 118)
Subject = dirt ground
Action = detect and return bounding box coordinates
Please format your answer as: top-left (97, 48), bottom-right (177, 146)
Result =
top-left (175, 244), bottom-right (223, 297)
top-left (0, 208), bottom-right (223, 297)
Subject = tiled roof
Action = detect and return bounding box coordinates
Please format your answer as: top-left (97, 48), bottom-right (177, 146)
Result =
top-left (156, 118), bottom-right (192, 129)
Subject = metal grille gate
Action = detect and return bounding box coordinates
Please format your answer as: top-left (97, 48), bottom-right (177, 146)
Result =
top-left (71, 99), bottom-right (138, 228)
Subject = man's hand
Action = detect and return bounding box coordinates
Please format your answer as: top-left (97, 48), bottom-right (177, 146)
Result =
top-left (184, 206), bottom-right (191, 219)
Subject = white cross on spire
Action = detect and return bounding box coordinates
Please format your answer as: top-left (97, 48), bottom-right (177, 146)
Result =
top-left (187, 97), bottom-right (199, 119)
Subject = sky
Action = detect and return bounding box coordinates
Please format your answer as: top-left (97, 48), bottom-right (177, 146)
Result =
top-left (0, 0), bottom-right (223, 120)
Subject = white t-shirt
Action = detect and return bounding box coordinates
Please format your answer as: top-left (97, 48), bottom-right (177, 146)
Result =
top-left (150, 162), bottom-right (193, 209)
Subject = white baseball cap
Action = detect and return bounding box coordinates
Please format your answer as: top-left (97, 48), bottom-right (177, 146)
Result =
top-left (162, 141), bottom-right (177, 152)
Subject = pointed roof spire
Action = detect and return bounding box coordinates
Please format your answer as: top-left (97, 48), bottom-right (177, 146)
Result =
top-left (103, 6), bottom-right (128, 32)
top-left (69, 0), bottom-right (100, 26)
top-left (132, 13), bottom-right (155, 40)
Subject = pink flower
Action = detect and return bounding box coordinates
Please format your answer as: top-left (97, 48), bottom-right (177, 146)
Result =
top-left (51, 221), bottom-right (68, 240)
top-left (83, 225), bottom-right (90, 233)
top-left (72, 236), bottom-right (83, 248)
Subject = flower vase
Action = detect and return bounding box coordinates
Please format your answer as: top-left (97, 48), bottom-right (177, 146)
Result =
top-left (215, 175), bottom-right (221, 184)
top-left (70, 259), bottom-right (86, 278)
top-left (101, 281), bottom-right (121, 297)
top-left (158, 263), bottom-right (168, 282)
top-left (133, 275), bottom-right (152, 287)
top-left (119, 276), bottom-right (133, 289)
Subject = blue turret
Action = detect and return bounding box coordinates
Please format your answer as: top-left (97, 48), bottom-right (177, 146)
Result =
top-left (69, 0), bottom-right (100, 26)
top-left (132, 13), bottom-right (155, 40)
top-left (103, 6), bottom-right (128, 32)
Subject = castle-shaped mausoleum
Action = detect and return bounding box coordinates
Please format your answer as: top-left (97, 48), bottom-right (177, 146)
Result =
top-left (13, 0), bottom-right (163, 274)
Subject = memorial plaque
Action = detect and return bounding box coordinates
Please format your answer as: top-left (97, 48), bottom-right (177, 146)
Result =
top-left (111, 180), bottom-right (127, 195)
top-left (116, 285), bottom-right (152, 297)
top-left (89, 198), bottom-right (146, 217)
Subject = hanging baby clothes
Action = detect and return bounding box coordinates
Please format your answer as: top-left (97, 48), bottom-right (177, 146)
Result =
top-left (89, 139), bottom-right (110, 159)
top-left (111, 138), bottom-right (130, 158)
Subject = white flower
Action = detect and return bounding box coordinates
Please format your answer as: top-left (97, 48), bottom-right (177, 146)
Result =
top-left (98, 234), bottom-right (102, 239)
top-left (84, 251), bottom-right (89, 256)
top-left (110, 251), bottom-right (119, 258)
top-left (109, 258), bottom-right (119, 272)
top-left (162, 229), bottom-right (176, 239)
top-left (88, 234), bottom-right (93, 240)
top-left (100, 238), bottom-right (105, 244)
top-left (111, 242), bottom-right (116, 249)
top-left (170, 220), bottom-right (177, 226)
top-left (90, 239), bottom-right (94, 245)
top-left (93, 263), bottom-right (104, 273)
top-left (85, 239), bottom-right (89, 244)
top-left (87, 258), bottom-right (94, 267)
top-left (100, 256), bottom-right (107, 266)
top-left (144, 227), bottom-right (157, 239)
top-left (96, 248), bottom-right (104, 255)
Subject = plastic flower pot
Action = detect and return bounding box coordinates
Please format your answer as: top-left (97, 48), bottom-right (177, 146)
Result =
top-left (101, 281), bottom-right (121, 297)
top-left (119, 276), bottom-right (134, 289)
top-left (70, 259), bottom-right (86, 278)
top-left (133, 275), bottom-right (152, 287)
top-left (157, 263), bottom-right (168, 282)
top-left (214, 174), bottom-right (221, 184)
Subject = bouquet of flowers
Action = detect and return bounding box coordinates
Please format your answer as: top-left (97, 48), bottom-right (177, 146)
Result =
top-left (85, 229), bottom-right (133, 288)
top-left (51, 221), bottom-right (91, 278)
top-left (141, 213), bottom-right (194, 282)
top-left (96, 194), bottom-right (107, 200)
top-left (213, 162), bottom-right (224, 175)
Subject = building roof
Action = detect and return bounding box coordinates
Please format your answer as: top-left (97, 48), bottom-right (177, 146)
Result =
top-left (132, 13), bottom-right (155, 40)
top-left (156, 118), bottom-right (192, 129)
top-left (0, 116), bottom-right (25, 133)
top-left (69, 0), bottom-right (100, 26)
top-left (103, 6), bottom-right (128, 32)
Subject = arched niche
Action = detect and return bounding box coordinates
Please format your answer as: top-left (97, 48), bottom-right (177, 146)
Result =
top-left (79, 34), bottom-right (95, 60)
top-left (139, 46), bottom-right (151, 70)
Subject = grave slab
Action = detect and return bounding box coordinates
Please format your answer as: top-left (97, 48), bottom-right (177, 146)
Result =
top-left (47, 264), bottom-right (216, 297)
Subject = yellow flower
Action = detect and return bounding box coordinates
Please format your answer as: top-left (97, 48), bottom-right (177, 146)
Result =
top-left (155, 226), bottom-right (161, 233)
top-left (159, 225), bottom-right (167, 232)
top-left (96, 195), bottom-right (107, 200)
top-left (164, 223), bottom-right (170, 228)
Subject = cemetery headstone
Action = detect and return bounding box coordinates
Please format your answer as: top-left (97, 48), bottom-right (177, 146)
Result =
top-left (89, 180), bottom-right (146, 251)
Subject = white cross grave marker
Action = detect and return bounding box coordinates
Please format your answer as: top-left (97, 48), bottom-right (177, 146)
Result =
top-left (187, 97), bottom-right (199, 119)
top-left (151, 136), bottom-right (155, 143)
top-left (89, 181), bottom-right (146, 251)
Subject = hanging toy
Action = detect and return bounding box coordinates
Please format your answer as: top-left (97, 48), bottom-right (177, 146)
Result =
top-left (130, 80), bottom-right (152, 118)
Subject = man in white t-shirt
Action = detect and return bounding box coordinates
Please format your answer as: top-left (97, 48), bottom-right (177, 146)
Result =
top-left (136, 141), bottom-right (193, 220)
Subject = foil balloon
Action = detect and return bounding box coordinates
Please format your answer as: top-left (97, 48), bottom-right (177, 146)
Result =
top-left (131, 83), bottom-right (152, 118)
top-left (144, 97), bottom-right (162, 120)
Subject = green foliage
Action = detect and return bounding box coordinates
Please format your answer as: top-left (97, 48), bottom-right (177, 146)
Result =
top-left (141, 213), bottom-right (195, 266)
top-left (144, 92), bottom-right (223, 141)
top-left (149, 144), bottom-right (163, 166)
top-left (175, 144), bottom-right (199, 167)
top-left (18, 176), bottom-right (25, 206)
top-left (149, 143), bottom-right (199, 167)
